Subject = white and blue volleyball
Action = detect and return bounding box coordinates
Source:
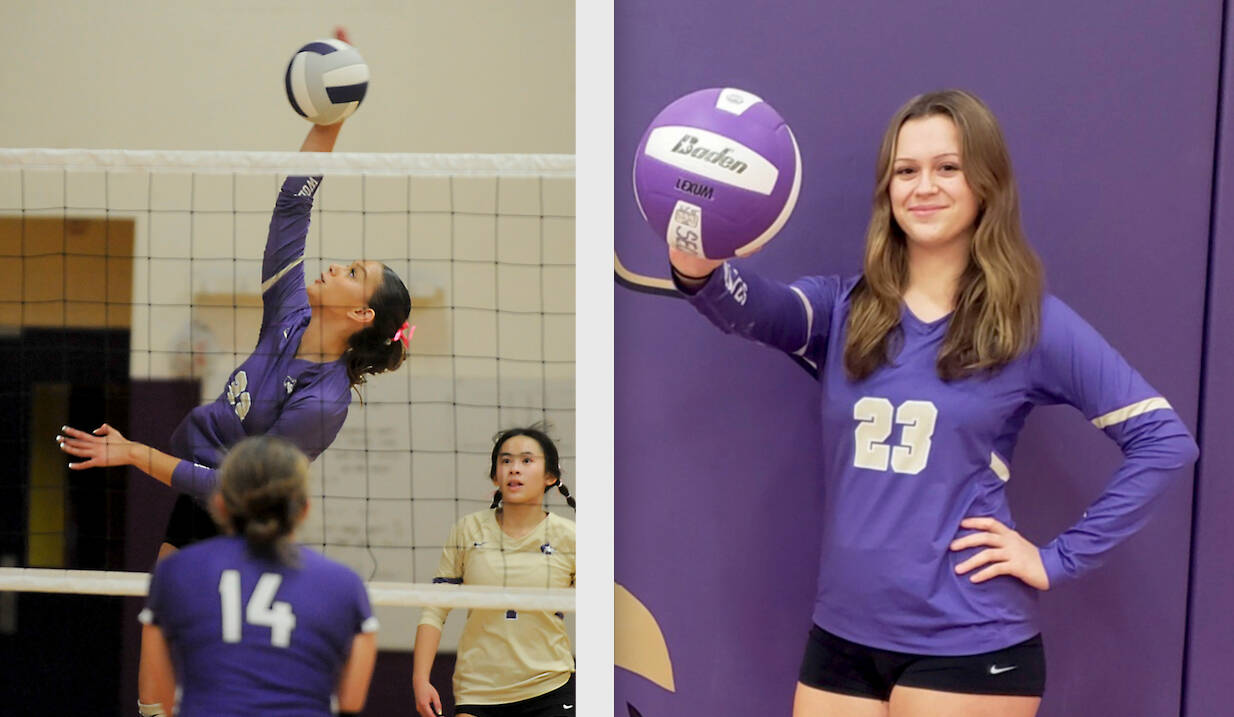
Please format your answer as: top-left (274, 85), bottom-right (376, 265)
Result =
top-left (284, 39), bottom-right (369, 125)
top-left (633, 88), bottom-right (801, 260)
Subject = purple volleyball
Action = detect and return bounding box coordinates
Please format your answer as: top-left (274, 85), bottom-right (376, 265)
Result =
top-left (633, 87), bottom-right (801, 260)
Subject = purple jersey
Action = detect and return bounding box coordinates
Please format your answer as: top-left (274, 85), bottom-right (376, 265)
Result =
top-left (168, 176), bottom-right (352, 499)
top-left (683, 265), bottom-right (1198, 655)
top-left (139, 536), bottom-right (378, 717)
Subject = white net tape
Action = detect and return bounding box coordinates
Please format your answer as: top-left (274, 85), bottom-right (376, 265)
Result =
top-left (0, 568), bottom-right (574, 612)
top-left (0, 148), bottom-right (575, 177)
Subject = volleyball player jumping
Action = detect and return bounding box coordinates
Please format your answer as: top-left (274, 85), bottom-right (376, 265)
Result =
top-left (139, 435), bottom-right (378, 716)
top-left (670, 90), bottom-right (1198, 717)
top-left (56, 119), bottom-right (411, 716)
top-left (413, 426), bottom-right (577, 717)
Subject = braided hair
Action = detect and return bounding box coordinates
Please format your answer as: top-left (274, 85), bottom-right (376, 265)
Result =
top-left (488, 424), bottom-right (576, 511)
top-left (343, 264), bottom-right (412, 389)
top-left (215, 436), bottom-right (310, 564)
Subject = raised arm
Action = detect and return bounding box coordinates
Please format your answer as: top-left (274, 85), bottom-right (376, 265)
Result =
top-left (301, 122), bottom-right (342, 152)
top-left (259, 121), bottom-right (344, 332)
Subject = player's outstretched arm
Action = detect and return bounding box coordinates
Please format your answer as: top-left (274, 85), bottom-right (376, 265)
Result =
top-left (300, 121), bottom-right (342, 153)
top-left (412, 623), bottom-right (445, 717)
top-left (57, 423), bottom-right (180, 486)
top-left (336, 631), bottom-right (378, 714)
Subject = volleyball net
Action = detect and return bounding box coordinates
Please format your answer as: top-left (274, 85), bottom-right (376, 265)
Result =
top-left (0, 149), bottom-right (576, 629)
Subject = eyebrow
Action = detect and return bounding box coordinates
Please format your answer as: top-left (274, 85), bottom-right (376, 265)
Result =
top-left (498, 452), bottom-right (540, 457)
top-left (894, 153), bottom-right (961, 162)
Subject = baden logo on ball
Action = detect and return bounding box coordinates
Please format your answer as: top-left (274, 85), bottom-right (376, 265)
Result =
top-left (633, 87), bottom-right (802, 260)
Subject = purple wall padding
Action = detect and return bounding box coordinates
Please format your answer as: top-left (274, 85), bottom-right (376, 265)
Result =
top-left (119, 379), bottom-right (201, 712)
top-left (615, 3), bottom-right (1217, 716)
top-left (1183, 4), bottom-right (1234, 715)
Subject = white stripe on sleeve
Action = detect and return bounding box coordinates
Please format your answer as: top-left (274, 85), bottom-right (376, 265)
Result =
top-left (261, 258), bottom-right (304, 293)
top-left (1090, 397), bottom-right (1172, 429)
top-left (990, 452), bottom-right (1010, 482)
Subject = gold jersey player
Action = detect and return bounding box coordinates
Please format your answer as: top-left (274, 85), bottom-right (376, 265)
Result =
top-left (413, 426), bottom-right (577, 717)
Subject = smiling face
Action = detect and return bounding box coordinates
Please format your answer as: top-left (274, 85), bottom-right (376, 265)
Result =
top-left (492, 434), bottom-right (558, 506)
top-left (306, 259), bottom-right (385, 321)
top-left (888, 114), bottom-right (981, 252)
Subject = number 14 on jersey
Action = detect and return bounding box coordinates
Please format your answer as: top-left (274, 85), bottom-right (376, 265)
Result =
top-left (219, 570), bottom-right (297, 647)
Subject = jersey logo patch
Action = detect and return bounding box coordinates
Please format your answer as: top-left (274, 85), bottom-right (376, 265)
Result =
top-left (226, 370), bottom-right (251, 421)
top-left (723, 263), bottom-right (748, 305)
top-left (296, 177), bottom-right (319, 197)
top-left (540, 542), bottom-right (555, 555)
top-left (284, 376), bottom-right (297, 395)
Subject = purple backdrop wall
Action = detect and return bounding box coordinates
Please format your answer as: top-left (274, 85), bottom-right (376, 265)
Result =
top-left (1184, 3), bottom-right (1234, 715)
top-left (615, 3), bottom-right (1217, 716)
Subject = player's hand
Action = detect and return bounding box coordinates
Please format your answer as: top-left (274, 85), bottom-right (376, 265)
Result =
top-left (57, 423), bottom-right (135, 470)
top-left (950, 517), bottom-right (1050, 591)
top-left (413, 677), bottom-right (443, 717)
top-left (668, 248), bottom-right (723, 281)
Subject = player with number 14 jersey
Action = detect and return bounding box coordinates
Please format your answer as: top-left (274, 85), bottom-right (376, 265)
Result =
top-left (139, 536), bottom-right (377, 716)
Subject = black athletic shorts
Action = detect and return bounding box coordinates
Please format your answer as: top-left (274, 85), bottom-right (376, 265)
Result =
top-left (163, 493), bottom-right (220, 549)
top-left (454, 674), bottom-right (575, 717)
top-left (798, 625), bottom-right (1046, 700)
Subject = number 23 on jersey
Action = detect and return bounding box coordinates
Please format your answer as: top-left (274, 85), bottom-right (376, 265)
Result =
top-left (852, 397), bottom-right (939, 475)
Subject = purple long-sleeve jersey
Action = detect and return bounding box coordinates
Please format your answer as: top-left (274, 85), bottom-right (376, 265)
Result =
top-left (168, 176), bottom-right (351, 499)
top-left (139, 536), bottom-right (378, 716)
top-left (684, 265), bottom-right (1198, 655)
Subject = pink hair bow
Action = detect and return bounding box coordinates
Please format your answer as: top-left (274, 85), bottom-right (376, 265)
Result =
top-left (392, 321), bottom-right (414, 348)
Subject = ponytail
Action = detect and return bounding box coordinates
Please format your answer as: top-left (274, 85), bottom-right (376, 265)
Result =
top-left (554, 481), bottom-right (576, 510)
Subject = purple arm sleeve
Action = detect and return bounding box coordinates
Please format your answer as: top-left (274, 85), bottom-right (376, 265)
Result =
top-left (260, 176), bottom-right (322, 334)
top-left (170, 460), bottom-right (218, 500)
top-left (677, 261), bottom-right (840, 368)
top-left (1029, 296), bottom-right (1199, 588)
top-left (170, 386), bottom-right (350, 499)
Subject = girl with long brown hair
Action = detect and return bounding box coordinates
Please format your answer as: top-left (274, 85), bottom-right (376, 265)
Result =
top-left (671, 89), bottom-right (1197, 717)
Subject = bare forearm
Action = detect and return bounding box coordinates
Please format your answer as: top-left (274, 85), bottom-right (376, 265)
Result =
top-left (142, 625), bottom-right (178, 710)
top-left (127, 443), bottom-right (181, 487)
top-left (337, 631), bottom-right (377, 712)
top-left (412, 624), bottom-right (442, 681)
top-left (300, 122), bottom-right (342, 153)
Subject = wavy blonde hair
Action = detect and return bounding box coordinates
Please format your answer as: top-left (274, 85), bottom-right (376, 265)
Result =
top-left (844, 89), bottom-right (1044, 381)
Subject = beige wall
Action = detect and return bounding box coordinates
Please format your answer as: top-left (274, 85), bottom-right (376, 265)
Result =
top-left (0, 1), bottom-right (574, 153)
